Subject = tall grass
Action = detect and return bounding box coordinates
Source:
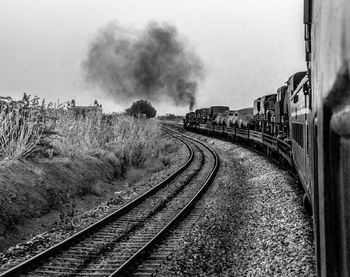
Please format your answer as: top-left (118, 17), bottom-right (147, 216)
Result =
top-left (0, 108), bottom-right (44, 160)
top-left (0, 95), bottom-right (165, 172)
top-left (54, 111), bottom-right (163, 169)
top-left (53, 112), bottom-right (110, 156)
top-left (110, 115), bottom-right (163, 167)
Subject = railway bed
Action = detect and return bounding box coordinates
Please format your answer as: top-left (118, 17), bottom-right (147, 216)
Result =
top-left (0, 128), bottom-right (219, 277)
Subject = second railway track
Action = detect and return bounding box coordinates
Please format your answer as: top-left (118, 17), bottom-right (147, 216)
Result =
top-left (0, 127), bottom-right (219, 277)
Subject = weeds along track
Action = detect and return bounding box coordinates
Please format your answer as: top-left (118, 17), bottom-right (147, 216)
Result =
top-left (0, 128), bottom-right (219, 277)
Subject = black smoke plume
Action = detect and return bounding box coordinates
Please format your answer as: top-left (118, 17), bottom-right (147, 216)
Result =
top-left (82, 22), bottom-right (204, 110)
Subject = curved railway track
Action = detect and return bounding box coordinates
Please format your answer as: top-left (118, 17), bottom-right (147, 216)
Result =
top-left (170, 122), bottom-right (295, 173)
top-left (170, 123), bottom-right (309, 212)
top-left (0, 127), bottom-right (219, 277)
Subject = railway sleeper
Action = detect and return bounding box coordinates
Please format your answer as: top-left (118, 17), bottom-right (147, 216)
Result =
top-left (131, 273), bottom-right (153, 277)
top-left (39, 266), bottom-right (113, 272)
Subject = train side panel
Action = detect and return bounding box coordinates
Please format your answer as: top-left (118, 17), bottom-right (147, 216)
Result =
top-left (310, 0), bottom-right (350, 275)
top-left (289, 75), bottom-right (312, 199)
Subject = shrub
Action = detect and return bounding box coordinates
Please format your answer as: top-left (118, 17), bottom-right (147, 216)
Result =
top-left (0, 95), bottom-right (167, 178)
top-left (125, 167), bottom-right (146, 186)
top-left (53, 112), bottom-right (162, 172)
top-left (53, 111), bottom-right (112, 156)
top-left (159, 155), bottom-right (171, 166)
top-left (126, 100), bottom-right (157, 118)
top-left (0, 100), bottom-right (45, 160)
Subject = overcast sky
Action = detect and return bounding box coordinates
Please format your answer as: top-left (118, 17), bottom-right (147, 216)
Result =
top-left (0, 0), bottom-right (305, 115)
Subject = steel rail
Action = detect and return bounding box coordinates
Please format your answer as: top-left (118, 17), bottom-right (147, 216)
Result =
top-left (180, 123), bottom-right (306, 209)
top-left (0, 132), bottom-right (194, 277)
top-left (173, 122), bottom-right (295, 174)
top-left (111, 126), bottom-right (220, 276)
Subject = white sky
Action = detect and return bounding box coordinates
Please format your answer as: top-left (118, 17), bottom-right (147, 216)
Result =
top-left (0, 0), bottom-right (305, 115)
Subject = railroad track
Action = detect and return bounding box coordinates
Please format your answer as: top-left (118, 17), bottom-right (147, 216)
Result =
top-left (0, 127), bottom-right (219, 277)
top-left (169, 122), bottom-right (295, 172)
top-left (169, 123), bottom-right (308, 211)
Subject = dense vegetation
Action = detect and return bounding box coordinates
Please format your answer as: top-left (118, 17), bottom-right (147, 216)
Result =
top-left (0, 95), bottom-right (51, 160)
top-left (0, 95), bottom-right (163, 172)
top-left (126, 100), bottom-right (157, 118)
top-left (157, 113), bottom-right (183, 122)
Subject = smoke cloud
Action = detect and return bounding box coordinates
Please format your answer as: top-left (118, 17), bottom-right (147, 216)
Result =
top-left (82, 22), bottom-right (204, 110)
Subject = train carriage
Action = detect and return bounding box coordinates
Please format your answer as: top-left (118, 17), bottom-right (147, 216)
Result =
top-left (207, 106), bottom-right (229, 126)
top-left (289, 74), bottom-right (312, 200)
top-left (194, 109), bottom-right (201, 125)
top-left (305, 0), bottom-right (350, 276)
top-left (199, 108), bottom-right (209, 124)
top-left (275, 85), bottom-right (289, 138)
top-left (253, 94), bottom-right (277, 134)
top-left (236, 107), bottom-right (254, 129)
top-left (184, 112), bottom-right (195, 128)
top-left (253, 97), bottom-right (262, 130)
top-left (225, 110), bottom-right (239, 127)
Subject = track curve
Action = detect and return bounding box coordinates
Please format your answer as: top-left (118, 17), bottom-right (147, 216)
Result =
top-left (0, 127), bottom-right (220, 277)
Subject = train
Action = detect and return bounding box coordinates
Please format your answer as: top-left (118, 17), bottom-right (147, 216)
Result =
top-left (184, 1), bottom-right (350, 276)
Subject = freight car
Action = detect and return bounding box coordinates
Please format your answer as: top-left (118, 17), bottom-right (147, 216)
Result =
top-left (184, 1), bottom-right (350, 276)
top-left (275, 85), bottom-right (289, 138)
top-left (223, 110), bottom-right (239, 127)
top-left (208, 106), bottom-right (229, 125)
top-left (236, 107), bottom-right (254, 129)
top-left (253, 94), bottom-right (277, 134)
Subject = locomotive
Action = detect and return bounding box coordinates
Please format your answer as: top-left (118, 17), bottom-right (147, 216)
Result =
top-left (184, 1), bottom-right (350, 276)
top-left (194, 108), bottom-right (209, 124)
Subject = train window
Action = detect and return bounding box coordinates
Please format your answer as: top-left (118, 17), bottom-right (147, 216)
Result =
top-left (305, 40), bottom-right (311, 54)
top-left (304, 24), bottom-right (311, 41)
top-left (304, 0), bottom-right (312, 24)
top-left (304, 0), bottom-right (312, 62)
top-left (303, 82), bottom-right (309, 95)
top-left (292, 122), bottom-right (304, 148)
top-left (306, 123), bottom-right (309, 154)
top-left (293, 95), bottom-right (299, 103)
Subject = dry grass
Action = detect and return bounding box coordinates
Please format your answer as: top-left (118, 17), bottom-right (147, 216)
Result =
top-left (53, 112), bottom-right (165, 171)
top-left (0, 108), bottom-right (44, 160)
top-left (0, 95), bottom-right (173, 178)
top-left (53, 112), bottom-right (109, 156)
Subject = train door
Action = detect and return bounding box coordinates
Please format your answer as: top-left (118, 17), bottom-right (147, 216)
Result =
top-left (316, 67), bottom-right (350, 277)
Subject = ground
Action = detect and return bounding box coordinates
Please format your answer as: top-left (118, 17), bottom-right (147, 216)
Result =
top-left (0, 132), bottom-right (186, 252)
top-left (157, 132), bottom-right (316, 276)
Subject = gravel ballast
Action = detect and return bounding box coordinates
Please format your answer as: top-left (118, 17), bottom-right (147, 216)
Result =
top-left (157, 133), bottom-right (316, 276)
